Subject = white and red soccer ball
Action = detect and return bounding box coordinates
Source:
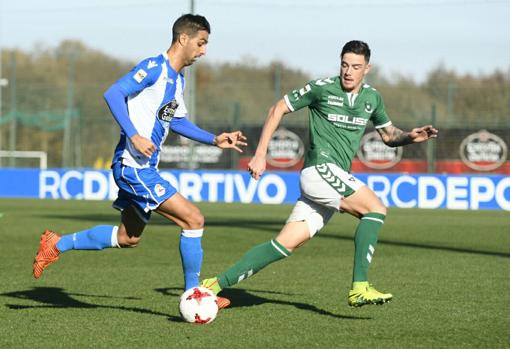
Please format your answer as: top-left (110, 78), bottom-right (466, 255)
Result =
top-left (179, 287), bottom-right (219, 324)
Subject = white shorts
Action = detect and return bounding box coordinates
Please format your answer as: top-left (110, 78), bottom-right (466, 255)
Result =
top-left (287, 163), bottom-right (365, 237)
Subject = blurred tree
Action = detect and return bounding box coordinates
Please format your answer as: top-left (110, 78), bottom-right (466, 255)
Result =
top-left (0, 42), bottom-right (508, 168)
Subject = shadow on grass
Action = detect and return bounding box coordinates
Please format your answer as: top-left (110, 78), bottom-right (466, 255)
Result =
top-left (35, 214), bottom-right (508, 258)
top-left (35, 213), bottom-right (282, 233)
top-left (0, 287), bottom-right (182, 322)
top-left (155, 287), bottom-right (371, 321)
top-left (318, 233), bottom-right (510, 258)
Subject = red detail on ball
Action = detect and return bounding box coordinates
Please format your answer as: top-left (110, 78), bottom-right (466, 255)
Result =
top-left (194, 313), bottom-right (212, 324)
top-left (186, 287), bottom-right (213, 305)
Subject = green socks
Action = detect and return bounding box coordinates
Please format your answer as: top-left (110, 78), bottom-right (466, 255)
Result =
top-left (218, 239), bottom-right (291, 289)
top-left (352, 212), bottom-right (386, 283)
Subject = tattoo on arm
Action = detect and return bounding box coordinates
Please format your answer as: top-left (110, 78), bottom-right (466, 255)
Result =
top-left (379, 126), bottom-right (412, 147)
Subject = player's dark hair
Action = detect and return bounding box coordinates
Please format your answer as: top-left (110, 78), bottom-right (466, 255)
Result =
top-left (172, 14), bottom-right (210, 44)
top-left (341, 40), bottom-right (371, 63)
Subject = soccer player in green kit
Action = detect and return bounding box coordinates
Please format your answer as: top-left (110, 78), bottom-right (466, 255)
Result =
top-left (203, 40), bottom-right (438, 308)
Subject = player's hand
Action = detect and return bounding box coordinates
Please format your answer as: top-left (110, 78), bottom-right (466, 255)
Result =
top-left (409, 125), bottom-right (438, 143)
top-left (214, 131), bottom-right (247, 153)
top-left (130, 134), bottom-right (156, 157)
top-left (248, 155), bottom-right (266, 180)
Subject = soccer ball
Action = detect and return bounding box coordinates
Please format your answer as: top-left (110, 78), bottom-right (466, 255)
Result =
top-left (179, 287), bottom-right (218, 324)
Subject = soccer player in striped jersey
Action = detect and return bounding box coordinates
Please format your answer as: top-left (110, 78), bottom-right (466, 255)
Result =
top-left (32, 14), bottom-right (245, 306)
top-left (202, 40), bottom-right (438, 308)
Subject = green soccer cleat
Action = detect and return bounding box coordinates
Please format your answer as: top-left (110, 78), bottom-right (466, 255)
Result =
top-left (348, 281), bottom-right (393, 307)
top-left (201, 277), bottom-right (222, 295)
top-left (201, 277), bottom-right (230, 309)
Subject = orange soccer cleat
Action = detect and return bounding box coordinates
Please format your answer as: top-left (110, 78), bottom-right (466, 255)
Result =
top-left (32, 230), bottom-right (61, 279)
top-left (201, 277), bottom-right (231, 309)
top-left (216, 296), bottom-right (231, 310)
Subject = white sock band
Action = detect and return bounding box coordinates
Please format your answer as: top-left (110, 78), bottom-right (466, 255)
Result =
top-left (181, 229), bottom-right (204, 238)
top-left (111, 226), bottom-right (120, 248)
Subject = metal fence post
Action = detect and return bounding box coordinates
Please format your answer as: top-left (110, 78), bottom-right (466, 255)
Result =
top-left (8, 51), bottom-right (17, 167)
top-left (231, 102), bottom-right (241, 169)
top-left (427, 104), bottom-right (437, 173)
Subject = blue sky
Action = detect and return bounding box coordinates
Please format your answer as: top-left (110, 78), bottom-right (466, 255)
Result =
top-left (1, 0), bottom-right (509, 82)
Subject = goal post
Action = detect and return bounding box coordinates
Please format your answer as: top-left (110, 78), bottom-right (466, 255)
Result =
top-left (0, 150), bottom-right (48, 169)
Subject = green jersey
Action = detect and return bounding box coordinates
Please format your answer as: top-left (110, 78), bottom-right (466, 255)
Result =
top-left (284, 76), bottom-right (392, 171)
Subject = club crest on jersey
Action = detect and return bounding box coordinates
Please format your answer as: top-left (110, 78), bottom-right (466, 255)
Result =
top-left (158, 99), bottom-right (179, 122)
top-left (364, 102), bottom-right (373, 114)
top-left (154, 184), bottom-right (166, 197)
top-left (133, 69), bottom-right (147, 83)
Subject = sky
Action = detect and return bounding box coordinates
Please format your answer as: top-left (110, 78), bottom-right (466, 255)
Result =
top-left (1, 0), bottom-right (509, 83)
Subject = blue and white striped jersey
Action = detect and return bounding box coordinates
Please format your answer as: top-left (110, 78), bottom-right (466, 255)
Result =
top-left (111, 52), bottom-right (187, 168)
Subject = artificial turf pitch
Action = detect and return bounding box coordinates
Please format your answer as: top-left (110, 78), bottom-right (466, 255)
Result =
top-left (0, 198), bottom-right (508, 348)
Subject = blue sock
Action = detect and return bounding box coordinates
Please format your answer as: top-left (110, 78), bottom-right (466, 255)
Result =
top-left (56, 225), bottom-right (118, 252)
top-left (179, 229), bottom-right (204, 290)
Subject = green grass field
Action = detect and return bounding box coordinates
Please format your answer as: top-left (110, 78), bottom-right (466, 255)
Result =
top-left (0, 198), bottom-right (509, 348)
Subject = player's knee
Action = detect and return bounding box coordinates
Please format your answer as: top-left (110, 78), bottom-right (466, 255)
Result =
top-left (182, 211), bottom-right (205, 230)
top-left (281, 238), bottom-right (308, 253)
top-left (371, 203), bottom-right (387, 216)
top-left (277, 221), bottom-right (314, 252)
top-left (304, 209), bottom-right (332, 237)
top-left (360, 196), bottom-right (387, 216)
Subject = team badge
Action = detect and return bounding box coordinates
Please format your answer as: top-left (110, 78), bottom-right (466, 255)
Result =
top-left (155, 184), bottom-right (166, 197)
top-left (157, 99), bottom-right (179, 121)
top-left (364, 102), bottom-right (373, 114)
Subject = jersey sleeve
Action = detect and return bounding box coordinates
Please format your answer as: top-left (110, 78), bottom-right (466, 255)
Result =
top-left (115, 57), bottom-right (161, 96)
top-left (103, 57), bottom-right (162, 138)
top-left (169, 117), bottom-right (215, 144)
top-left (371, 92), bottom-right (392, 129)
top-left (283, 80), bottom-right (323, 112)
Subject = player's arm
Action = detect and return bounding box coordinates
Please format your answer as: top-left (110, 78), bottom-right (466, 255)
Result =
top-left (103, 84), bottom-right (137, 139)
top-left (104, 84), bottom-right (156, 158)
top-left (377, 124), bottom-right (438, 147)
top-left (248, 99), bottom-right (291, 180)
top-left (371, 92), bottom-right (437, 147)
top-left (169, 117), bottom-right (247, 152)
top-left (104, 60), bottom-right (159, 157)
top-left (248, 79), bottom-right (320, 179)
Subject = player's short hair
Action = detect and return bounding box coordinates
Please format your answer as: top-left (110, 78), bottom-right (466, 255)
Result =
top-left (341, 40), bottom-right (371, 63)
top-left (172, 14), bottom-right (211, 44)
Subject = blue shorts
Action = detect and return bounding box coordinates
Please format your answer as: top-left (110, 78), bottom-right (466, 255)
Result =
top-left (112, 162), bottom-right (177, 222)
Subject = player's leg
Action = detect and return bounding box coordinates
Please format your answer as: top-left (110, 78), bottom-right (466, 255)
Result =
top-left (341, 185), bottom-right (387, 282)
top-left (340, 185), bottom-right (392, 306)
top-left (202, 195), bottom-right (335, 297)
top-left (54, 170), bottom-right (150, 251)
top-left (57, 208), bottom-right (146, 251)
top-left (32, 205), bottom-right (146, 279)
top-left (115, 164), bottom-right (205, 292)
top-left (202, 166), bottom-right (336, 295)
top-left (116, 205), bottom-right (147, 247)
top-left (32, 162), bottom-right (151, 279)
top-left (204, 222), bottom-right (301, 293)
top-left (155, 193), bottom-right (205, 291)
top-left (200, 222), bottom-right (299, 310)
top-left (302, 163), bottom-right (392, 306)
